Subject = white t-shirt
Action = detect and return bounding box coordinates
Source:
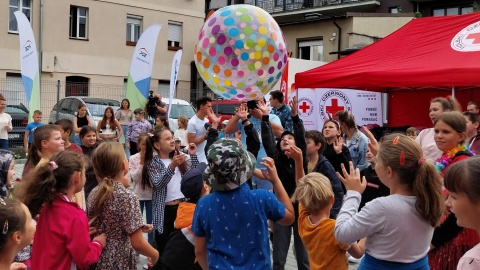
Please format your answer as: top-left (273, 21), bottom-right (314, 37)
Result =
top-left (174, 128), bottom-right (188, 147)
top-left (416, 128), bottom-right (442, 164)
top-left (0, 113), bottom-right (12, 140)
top-left (186, 115), bottom-right (208, 163)
top-left (161, 158), bottom-right (186, 202)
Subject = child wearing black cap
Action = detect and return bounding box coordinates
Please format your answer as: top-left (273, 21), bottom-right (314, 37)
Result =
top-left (161, 162), bottom-right (210, 270)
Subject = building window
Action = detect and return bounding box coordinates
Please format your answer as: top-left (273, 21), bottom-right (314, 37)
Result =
top-left (126, 15), bottom-right (142, 45)
top-left (298, 40), bottom-right (323, 61)
top-left (66, 76), bottom-right (89, 96)
top-left (9, 0), bottom-right (32, 33)
top-left (158, 80), bottom-right (170, 97)
top-left (70, 6), bottom-right (88, 39)
top-left (389, 7), bottom-right (399, 14)
top-left (433, 6), bottom-right (473, 16)
top-left (168, 21), bottom-right (182, 49)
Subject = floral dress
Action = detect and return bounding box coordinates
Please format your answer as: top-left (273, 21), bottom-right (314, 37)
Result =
top-left (87, 182), bottom-right (143, 269)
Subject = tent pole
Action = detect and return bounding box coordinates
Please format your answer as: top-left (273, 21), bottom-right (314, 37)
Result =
top-left (382, 92), bottom-right (388, 127)
top-left (452, 86), bottom-right (455, 98)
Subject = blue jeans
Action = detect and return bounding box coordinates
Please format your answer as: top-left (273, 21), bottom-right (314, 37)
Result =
top-left (0, 139), bottom-right (8, 150)
top-left (121, 125), bottom-right (130, 159)
top-left (139, 200), bottom-right (154, 246)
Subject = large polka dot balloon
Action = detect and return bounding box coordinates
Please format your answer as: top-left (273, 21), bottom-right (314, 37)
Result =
top-left (194, 5), bottom-right (288, 101)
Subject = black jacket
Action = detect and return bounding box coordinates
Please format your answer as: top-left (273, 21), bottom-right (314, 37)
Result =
top-left (261, 114), bottom-right (307, 197)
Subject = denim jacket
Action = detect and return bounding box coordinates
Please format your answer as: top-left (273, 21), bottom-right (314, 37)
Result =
top-left (270, 104), bottom-right (293, 132)
top-left (343, 130), bottom-right (370, 171)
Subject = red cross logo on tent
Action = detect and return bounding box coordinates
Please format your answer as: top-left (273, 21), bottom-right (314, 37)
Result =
top-left (299, 101), bottom-right (311, 113)
top-left (326, 99), bottom-right (345, 116)
top-left (466, 32), bottom-right (480, 44)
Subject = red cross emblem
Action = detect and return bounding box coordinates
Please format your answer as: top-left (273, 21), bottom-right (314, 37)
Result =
top-left (466, 32), bottom-right (480, 44)
top-left (299, 101), bottom-right (311, 113)
top-left (326, 99), bottom-right (345, 116)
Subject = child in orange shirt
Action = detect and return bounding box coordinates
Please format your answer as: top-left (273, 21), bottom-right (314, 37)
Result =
top-left (292, 172), bottom-right (364, 270)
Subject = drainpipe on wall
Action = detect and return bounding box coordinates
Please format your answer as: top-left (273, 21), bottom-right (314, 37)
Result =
top-left (39, 0), bottom-right (44, 92)
top-left (333, 18), bottom-right (341, 60)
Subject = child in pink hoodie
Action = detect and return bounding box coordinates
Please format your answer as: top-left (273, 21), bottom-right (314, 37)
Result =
top-left (16, 150), bottom-right (106, 270)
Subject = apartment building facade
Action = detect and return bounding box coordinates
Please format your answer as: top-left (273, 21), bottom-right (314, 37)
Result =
top-left (1, 0), bottom-right (205, 105)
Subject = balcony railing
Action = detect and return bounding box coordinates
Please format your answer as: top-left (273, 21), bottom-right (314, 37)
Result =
top-left (245, 0), bottom-right (372, 14)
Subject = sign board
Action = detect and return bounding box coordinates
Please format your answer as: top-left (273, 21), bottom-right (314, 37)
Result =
top-left (293, 88), bottom-right (383, 131)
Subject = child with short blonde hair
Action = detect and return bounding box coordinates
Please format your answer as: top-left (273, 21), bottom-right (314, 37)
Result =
top-left (292, 172), bottom-right (364, 270)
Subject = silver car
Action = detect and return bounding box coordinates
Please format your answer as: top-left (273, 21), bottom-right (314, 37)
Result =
top-left (48, 97), bottom-right (120, 128)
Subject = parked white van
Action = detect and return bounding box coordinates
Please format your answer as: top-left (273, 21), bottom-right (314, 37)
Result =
top-left (161, 98), bottom-right (196, 132)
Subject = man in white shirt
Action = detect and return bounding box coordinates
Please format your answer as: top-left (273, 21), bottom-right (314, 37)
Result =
top-left (187, 96), bottom-right (212, 163)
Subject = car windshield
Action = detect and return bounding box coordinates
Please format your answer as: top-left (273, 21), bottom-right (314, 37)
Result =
top-left (5, 107), bottom-right (28, 114)
top-left (169, 104), bottom-right (196, 119)
top-left (83, 98), bottom-right (121, 117)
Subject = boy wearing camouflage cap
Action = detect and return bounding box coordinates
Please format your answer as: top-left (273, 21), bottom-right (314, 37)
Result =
top-left (191, 138), bottom-right (294, 269)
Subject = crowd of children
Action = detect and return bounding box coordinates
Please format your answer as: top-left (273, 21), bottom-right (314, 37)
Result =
top-left (1, 95), bottom-right (480, 270)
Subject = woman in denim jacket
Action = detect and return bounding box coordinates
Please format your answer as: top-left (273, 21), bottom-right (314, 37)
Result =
top-left (335, 110), bottom-right (370, 171)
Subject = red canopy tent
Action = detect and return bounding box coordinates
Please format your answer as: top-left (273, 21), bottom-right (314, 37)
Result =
top-left (295, 12), bottom-right (480, 127)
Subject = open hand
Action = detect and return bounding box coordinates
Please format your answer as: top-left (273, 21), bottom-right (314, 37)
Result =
top-left (235, 104), bottom-right (248, 120)
top-left (259, 157), bottom-right (280, 183)
top-left (361, 126), bottom-right (378, 156)
top-left (207, 108), bottom-right (221, 124)
top-left (256, 100), bottom-right (269, 116)
top-left (336, 162), bottom-right (367, 194)
top-left (284, 145), bottom-right (303, 162)
top-left (333, 136), bottom-right (344, 154)
top-left (289, 96), bottom-right (298, 117)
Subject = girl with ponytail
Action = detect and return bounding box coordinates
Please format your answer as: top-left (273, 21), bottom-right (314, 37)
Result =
top-left (86, 142), bottom-right (158, 269)
top-left (15, 151), bottom-right (106, 270)
top-left (141, 126), bottom-right (199, 270)
top-left (334, 134), bottom-right (444, 269)
top-left (335, 110), bottom-right (369, 171)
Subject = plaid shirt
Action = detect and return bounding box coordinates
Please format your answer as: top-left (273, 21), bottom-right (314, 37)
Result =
top-left (149, 154), bottom-right (199, 232)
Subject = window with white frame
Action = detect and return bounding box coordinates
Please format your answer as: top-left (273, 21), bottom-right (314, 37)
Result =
top-left (168, 21), bottom-right (182, 48)
top-left (69, 6), bottom-right (88, 39)
top-left (9, 0), bottom-right (32, 33)
top-left (298, 40), bottom-right (323, 61)
top-left (126, 15), bottom-right (142, 43)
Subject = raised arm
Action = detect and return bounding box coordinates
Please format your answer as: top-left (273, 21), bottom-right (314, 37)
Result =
top-left (257, 100), bottom-right (278, 161)
top-left (290, 97), bottom-right (307, 174)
